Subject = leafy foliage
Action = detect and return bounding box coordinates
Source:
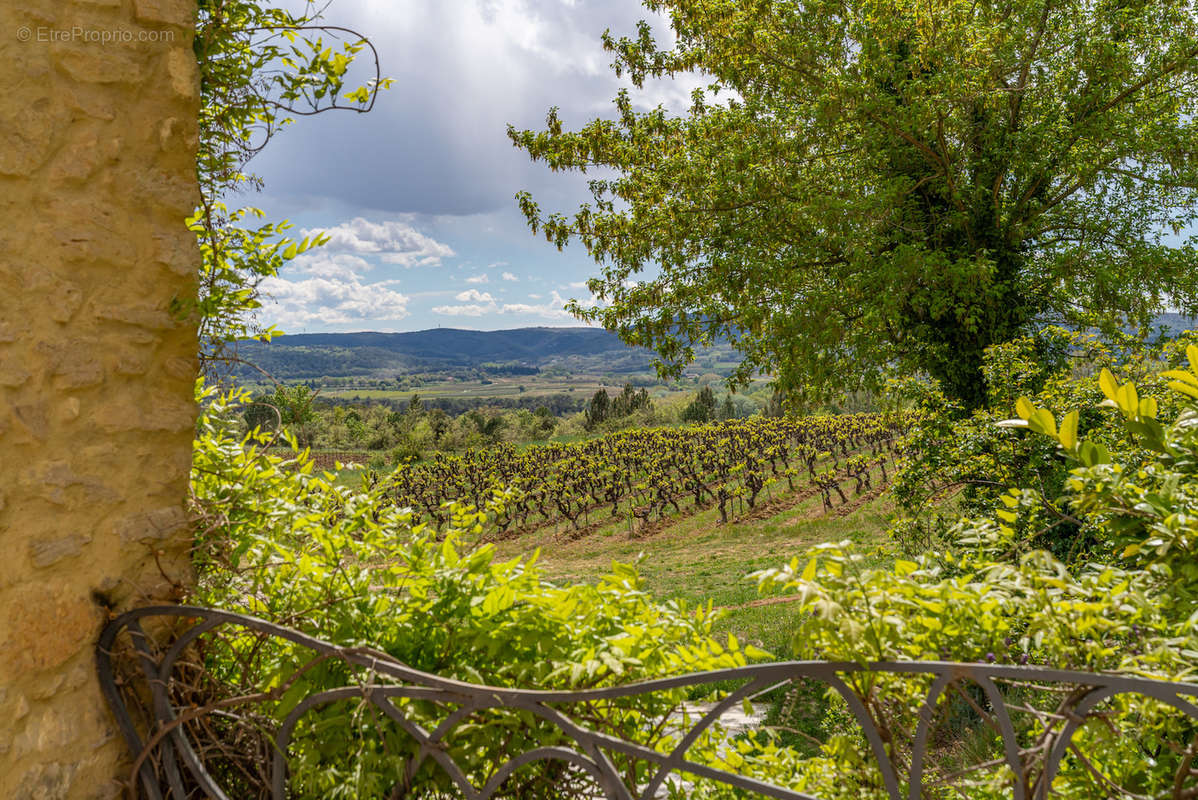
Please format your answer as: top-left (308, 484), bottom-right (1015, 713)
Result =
top-left (511, 0), bottom-right (1198, 406)
top-left (585, 383), bottom-right (653, 429)
top-left (888, 328), bottom-right (1195, 560)
top-left (190, 384), bottom-right (766, 798)
top-left (186, 0), bottom-right (390, 373)
top-left (680, 386), bottom-right (719, 423)
top-left (751, 348), bottom-right (1198, 797)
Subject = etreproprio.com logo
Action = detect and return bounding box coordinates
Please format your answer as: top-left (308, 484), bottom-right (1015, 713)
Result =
top-left (17, 26), bottom-right (176, 44)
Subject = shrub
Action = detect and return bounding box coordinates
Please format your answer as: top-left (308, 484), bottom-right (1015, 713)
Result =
top-left (753, 350), bottom-right (1198, 797)
top-left (888, 327), bottom-right (1194, 563)
top-left (189, 382), bottom-right (765, 798)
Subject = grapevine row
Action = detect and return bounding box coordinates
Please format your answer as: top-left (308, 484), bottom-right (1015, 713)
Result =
top-left (374, 413), bottom-right (913, 538)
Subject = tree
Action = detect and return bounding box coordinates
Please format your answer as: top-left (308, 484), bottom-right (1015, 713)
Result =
top-left (405, 393), bottom-right (424, 418)
top-left (511, 0), bottom-right (1198, 407)
top-left (585, 388), bottom-right (611, 429)
top-left (681, 386), bottom-right (717, 423)
top-left (610, 382), bottom-right (651, 417)
top-left (719, 394), bottom-right (736, 421)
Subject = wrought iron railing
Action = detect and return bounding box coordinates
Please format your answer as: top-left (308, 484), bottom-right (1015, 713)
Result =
top-left (97, 606), bottom-right (1198, 799)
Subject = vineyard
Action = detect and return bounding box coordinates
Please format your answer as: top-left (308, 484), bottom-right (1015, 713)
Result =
top-left (376, 413), bottom-right (913, 539)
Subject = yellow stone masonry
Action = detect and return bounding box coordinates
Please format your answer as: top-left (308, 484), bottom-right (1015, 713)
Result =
top-left (0, 0), bottom-right (199, 796)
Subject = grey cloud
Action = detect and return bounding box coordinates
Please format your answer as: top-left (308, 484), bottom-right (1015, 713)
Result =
top-left (250, 0), bottom-right (672, 216)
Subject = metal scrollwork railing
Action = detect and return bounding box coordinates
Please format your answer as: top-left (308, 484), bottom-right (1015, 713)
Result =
top-left (97, 606), bottom-right (1198, 799)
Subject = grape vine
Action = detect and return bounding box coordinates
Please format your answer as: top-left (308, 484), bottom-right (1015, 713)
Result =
top-left (371, 413), bottom-right (914, 538)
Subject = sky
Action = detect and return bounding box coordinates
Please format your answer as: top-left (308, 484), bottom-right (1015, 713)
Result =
top-left (242, 0), bottom-right (698, 334)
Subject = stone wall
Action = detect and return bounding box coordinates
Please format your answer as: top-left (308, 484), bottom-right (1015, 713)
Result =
top-left (0, 0), bottom-right (199, 796)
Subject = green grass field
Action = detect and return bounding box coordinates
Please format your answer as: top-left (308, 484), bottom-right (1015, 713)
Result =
top-left (319, 378), bottom-right (599, 401)
top-left (490, 486), bottom-right (895, 659)
top-left (253, 372), bottom-right (770, 407)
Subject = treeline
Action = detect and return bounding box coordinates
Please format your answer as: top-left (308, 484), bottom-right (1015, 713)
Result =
top-left (322, 393), bottom-right (585, 416)
top-left (243, 387), bottom-right (559, 462)
top-left (240, 382), bottom-right (772, 465)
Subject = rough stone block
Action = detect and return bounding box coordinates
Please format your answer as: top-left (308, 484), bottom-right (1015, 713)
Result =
top-left (133, 0), bottom-right (194, 27)
top-left (163, 356), bottom-right (196, 379)
top-left (0, 101), bottom-right (69, 177)
top-left (12, 404), bottom-right (49, 442)
top-left (94, 392), bottom-right (194, 432)
top-left (113, 505), bottom-right (188, 543)
top-left (23, 460), bottom-right (119, 506)
top-left (92, 301), bottom-right (174, 330)
top-left (12, 761), bottom-right (76, 800)
top-left (29, 533), bottom-right (92, 568)
top-left (52, 46), bottom-right (145, 86)
top-left (0, 584), bottom-right (100, 679)
top-left (165, 45), bottom-right (198, 98)
top-left (112, 348), bottom-right (150, 376)
top-left (52, 355), bottom-right (104, 389)
top-left (0, 366), bottom-right (32, 387)
top-left (46, 279), bottom-right (84, 323)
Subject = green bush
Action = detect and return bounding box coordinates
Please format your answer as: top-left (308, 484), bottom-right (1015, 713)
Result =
top-left (191, 382), bottom-right (767, 798)
top-left (888, 328), bottom-right (1194, 562)
top-left (753, 349), bottom-right (1198, 797)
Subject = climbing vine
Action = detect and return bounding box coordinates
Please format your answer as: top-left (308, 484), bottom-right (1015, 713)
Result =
top-left (185, 0), bottom-right (391, 375)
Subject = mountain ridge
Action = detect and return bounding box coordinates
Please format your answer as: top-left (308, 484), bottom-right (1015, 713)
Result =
top-left (231, 317), bottom-right (1198, 381)
top-left (230, 326), bottom-right (659, 379)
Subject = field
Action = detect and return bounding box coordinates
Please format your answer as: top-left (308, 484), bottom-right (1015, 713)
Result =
top-left (355, 413), bottom-right (907, 658)
top-left (306, 376), bottom-right (750, 405)
top-left (491, 489), bottom-right (895, 658)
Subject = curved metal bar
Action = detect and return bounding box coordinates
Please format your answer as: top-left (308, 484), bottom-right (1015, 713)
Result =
top-left (402, 700), bottom-right (484, 782)
top-left (641, 673), bottom-right (773, 799)
top-left (823, 671), bottom-right (904, 800)
top-left (97, 605), bottom-right (1198, 800)
top-left (907, 671), bottom-right (955, 800)
top-left (154, 617), bottom-right (231, 800)
top-left (95, 616), bottom-right (164, 800)
top-left (127, 620), bottom-right (189, 800)
top-left (1036, 686), bottom-right (1115, 799)
top-left (974, 674), bottom-right (1030, 800)
top-left (477, 746), bottom-right (612, 799)
top-left (369, 689), bottom-right (490, 800)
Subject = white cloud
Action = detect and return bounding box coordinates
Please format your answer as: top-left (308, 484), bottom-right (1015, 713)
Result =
top-left (285, 252), bottom-right (373, 281)
top-left (495, 290), bottom-right (596, 321)
top-left (302, 217), bottom-right (455, 268)
top-left (260, 274), bottom-right (410, 328)
top-left (432, 289), bottom-right (588, 320)
top-left (501, 271), bottom-right (519, 282)
top-left (464, 273), bottom-right (490, 284)
top-left (565, 281), bottom-right (588, 290)
top-left (431, 302), bottom-right (495, 317)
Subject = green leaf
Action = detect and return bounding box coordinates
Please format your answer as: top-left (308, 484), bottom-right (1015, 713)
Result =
top-left (1116, 383), bottom-right (1139, 418)
top-left (1027, 408), bottom-right (1057, 437)
top-left (1099, 369), bottom-right (1119, 402)
top-left (1058, 410), bottom-right (1079, 450)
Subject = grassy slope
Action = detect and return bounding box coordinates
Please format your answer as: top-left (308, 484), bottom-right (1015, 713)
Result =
top-left (492, 489), bottom-right (895, 659)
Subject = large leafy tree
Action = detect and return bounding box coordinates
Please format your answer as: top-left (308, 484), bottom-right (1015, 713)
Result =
top-left (510, 0), bottom-right (1198, 407)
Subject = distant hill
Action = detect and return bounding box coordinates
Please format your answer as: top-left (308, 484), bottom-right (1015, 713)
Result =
top-left (1152, 313), bottom-right (1198, 337)
top-left (228, 327), bottom-right (664, 379)
top-left (228, 316), bottom-right (1198, 382)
